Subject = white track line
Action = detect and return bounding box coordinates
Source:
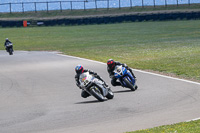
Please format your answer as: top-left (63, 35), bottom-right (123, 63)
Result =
top-left (132, 69), bottom-right (200, 85)
top-left (186, 117), bottom-right (200, 122)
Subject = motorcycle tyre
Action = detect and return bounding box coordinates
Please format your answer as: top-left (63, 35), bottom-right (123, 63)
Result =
top-left (106, 89), bottom-right (114, 99)
top-left (90, 87), bottom-right (105, 102)
top-left (9, 48), bottom-right (13, 55)
top-left (135, 85), bottom-right (138, 90)
top-left (124, 78), bottom-right (135, 91)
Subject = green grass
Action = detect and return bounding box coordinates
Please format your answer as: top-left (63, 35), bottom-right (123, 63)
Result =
top-left (0, 4), bottom-right (200, 20)
top-left (127, 119), bottom-right (200, 133)
top-left (0, 20), bottom-right (200, 81)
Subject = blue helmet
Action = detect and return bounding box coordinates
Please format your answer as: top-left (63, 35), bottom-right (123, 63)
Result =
top-left (75, 65), bottom-right (84, 74)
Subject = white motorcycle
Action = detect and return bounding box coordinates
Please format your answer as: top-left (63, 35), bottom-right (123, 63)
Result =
top-left (79, 72), bottom-right (114, 102)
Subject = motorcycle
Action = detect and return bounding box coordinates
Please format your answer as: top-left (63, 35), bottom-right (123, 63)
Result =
top-left (79, 72), bottom-right (114, 102)
top-left (114, 65), bottom-right (138, 91)
top-left (5, 43), bottom-right (13, 55)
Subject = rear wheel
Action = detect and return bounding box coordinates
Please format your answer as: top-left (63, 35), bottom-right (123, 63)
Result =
top-left (90, 87), bottom-right (105, 102)
top-left (124, 78), bottom-right (135, 91)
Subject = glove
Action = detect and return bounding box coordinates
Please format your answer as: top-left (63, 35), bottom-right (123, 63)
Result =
top-left (124, 64), bottom-right (128, 69)
top-left (93, 72), bottom-right (97, 76)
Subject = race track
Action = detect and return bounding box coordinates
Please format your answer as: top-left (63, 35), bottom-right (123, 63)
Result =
top-left (0, 51), bottom-right (200, 133)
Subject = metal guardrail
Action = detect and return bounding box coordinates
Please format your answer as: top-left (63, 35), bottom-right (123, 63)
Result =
top-left (0, 1), bottom-right (89, 13)
top-left (0, 0), bottom-right (197, 13)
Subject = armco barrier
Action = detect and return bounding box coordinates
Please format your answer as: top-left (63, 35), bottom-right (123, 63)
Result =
top-left (0, 20), bottom-right (22, 27)
top-left (1, 11), bottom-right (200, 27)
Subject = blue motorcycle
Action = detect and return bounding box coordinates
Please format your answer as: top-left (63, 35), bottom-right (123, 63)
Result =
top-left (114, 65), bottom-right (137, 91)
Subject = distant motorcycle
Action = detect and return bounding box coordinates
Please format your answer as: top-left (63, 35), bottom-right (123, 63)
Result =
top-left (5, 42), bottom-right (13, 55)
top-left (114, 65), bottom-right (138, 91)
top-left (79, 72), bottom-right (114, 101)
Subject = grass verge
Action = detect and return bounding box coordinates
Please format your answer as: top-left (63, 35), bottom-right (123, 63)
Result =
top-left (126, 119), bottom-right (200, 133)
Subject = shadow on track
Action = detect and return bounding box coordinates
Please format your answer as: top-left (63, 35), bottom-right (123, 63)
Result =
top-left (75, 100), bottom-right (102, 104)
top-left (113, 90), bottom-right (133, 93)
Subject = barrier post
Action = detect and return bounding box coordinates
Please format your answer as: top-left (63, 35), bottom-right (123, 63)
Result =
top-left (84, 1), bottom-right (86, 11)
top-left (70, 1), bottom-right (72, 11)
top-left (9, 3), bottom-right (12, 13)
top-left (47, 2), bottom-right (49, 13)
top-left (22, 3), bottom-right (24, 13)
top-left (142, 0), bottom-right (144, 8)
top-left (107, 0), bottom-right (109, 10)
top-left (60, 1), bottom-right (62, 12)
top-left (119, 0), bottom-right (121, 9)
top-left (95, 0), bottom-right (97, 10)
top-left (35, 2), bottom-right (37, 13)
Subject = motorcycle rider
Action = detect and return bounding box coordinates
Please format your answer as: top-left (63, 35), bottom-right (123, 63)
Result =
top-left (75, 65), bottom-right (109, 98)
top-left (4, 38), bottom-right (13, 52)
top-left (107, 59), bottom-right (136, 87)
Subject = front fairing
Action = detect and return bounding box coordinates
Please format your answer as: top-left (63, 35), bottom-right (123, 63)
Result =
top-left (115, 67), bottom-right (135, 86)
top-left (79, 73), bottom-right (108, 97)
top-left (114, 66), bottom-right (127, 79)
top-left (79, 72), bottom-right (94, 88)
top-left (6, 43), bottom-right (13, 47)
top-left (93, 79), bottom-right (108, 96)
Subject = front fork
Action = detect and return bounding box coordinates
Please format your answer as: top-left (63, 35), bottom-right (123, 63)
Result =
top-left (119, 72), bottom-right (135, 86)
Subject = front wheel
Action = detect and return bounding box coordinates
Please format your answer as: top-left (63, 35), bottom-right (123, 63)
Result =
top-left (90, 87), bottom-right (105, 102)
top-left (106, 88), bottom-right (114, 99)
top-left (9, 48), bottom-right (13, 55)
top-left (124, 78), bottom-right (135, 91)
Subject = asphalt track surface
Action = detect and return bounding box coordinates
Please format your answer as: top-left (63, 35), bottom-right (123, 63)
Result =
top-left (0, 51), bottom-right (200, 133)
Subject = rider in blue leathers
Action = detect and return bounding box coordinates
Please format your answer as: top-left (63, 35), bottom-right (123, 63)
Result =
top-left (107, 59), bottom-right (136, 87)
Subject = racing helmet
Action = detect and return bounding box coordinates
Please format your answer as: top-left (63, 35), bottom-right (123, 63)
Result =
top-left (75, 65), bottom-right (84, 74)
top-left (5, 38), bottom-right (9, 41)
top-left (107, 59), bottom-right (115, 69)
